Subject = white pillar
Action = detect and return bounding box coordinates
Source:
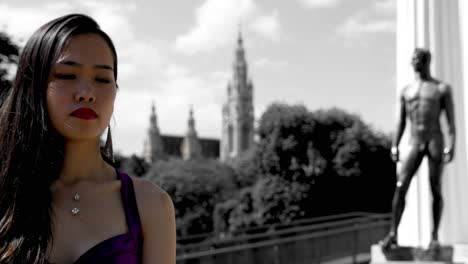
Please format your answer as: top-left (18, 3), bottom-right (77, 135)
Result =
top-left (396, 0), bottom-right (468, 247)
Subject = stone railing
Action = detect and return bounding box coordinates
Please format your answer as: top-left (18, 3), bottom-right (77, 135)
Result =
top-left (177, 212), bottom-right (391, 264)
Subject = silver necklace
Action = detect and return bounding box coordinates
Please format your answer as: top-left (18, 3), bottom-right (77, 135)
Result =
top-left (71, 193), bottom-right (80, 216)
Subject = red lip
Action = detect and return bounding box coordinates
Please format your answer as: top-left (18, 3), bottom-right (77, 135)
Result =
top-left (71, 108), bottom-right (98, 120)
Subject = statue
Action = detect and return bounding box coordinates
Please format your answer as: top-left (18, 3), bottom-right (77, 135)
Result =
top-left (380, 48), bottom-right (456, 250)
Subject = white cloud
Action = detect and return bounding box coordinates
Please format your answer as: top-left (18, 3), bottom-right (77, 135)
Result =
top-left (0, 3), bottom-right (72, 43)
top-left (164, 64), bottom-right (191, 78)
top-left (0, 1), bottom-right (139, 43)
top-left (174, 0), bottom-right (258, 55)
top-left (337, 13), bottom-right (395, 38)
top-left (253, 57), bottom-right (288, 69)
top-left (174, 0), bottom-right (284, 55)
top-left (112, 64), bottom-right (229, 155)
top-left (78, 0), bottom-right (137, 13)
top-left (298, 0), bottom-right (341, 9)
top-left (159, 64), bottom-right (228, 107)
top-left (373, 0), bottom-right (396, 15)
top-left (250, 10), bottom-right (281, 41)
top-left (335, 0), bottom-right (395, 41)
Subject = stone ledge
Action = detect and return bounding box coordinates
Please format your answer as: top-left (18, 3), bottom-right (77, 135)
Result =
top-left (372, 262), bottom-right (459, 264)
top-left (370, 244), bottom-right (462, 264)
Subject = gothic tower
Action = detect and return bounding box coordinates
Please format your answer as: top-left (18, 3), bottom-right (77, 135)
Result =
top-left (181, 106), bottom-right (202, 160)
top-left (143, 102), bottom-right (164, 163)
top-left (221, 30), bottom-right (254, 162)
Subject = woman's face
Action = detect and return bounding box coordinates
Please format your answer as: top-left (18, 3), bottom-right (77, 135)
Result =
top-left (47, 33), bottom-right (116, 141)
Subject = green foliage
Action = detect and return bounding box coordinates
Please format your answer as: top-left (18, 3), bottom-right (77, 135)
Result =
top-left (222, 187), bottom-right (259, 234)
top-left (257, 103), bottom-right (314, 177)
top-left (226, 103), bottom-right (396, 229)
top-left (101, 103), bottom-right (395, 243)
top-left (150, 103), bottom-right (394, 238)
top-left (213, 198), bottom-right (241, 237)
top-left (252, 176), bottom-right (309, 225)
top-left (228, 148), bottom-right (261, 188)
top-left (121, 154), bottom-right (149, 177)
top-left (145, 158), bottom-right (237, 237)
top-left (0, 31), bottom-right (19, 98)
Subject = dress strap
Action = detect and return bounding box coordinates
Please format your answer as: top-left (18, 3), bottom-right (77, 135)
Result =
top-left (116, 169), bottom-right (143, 242)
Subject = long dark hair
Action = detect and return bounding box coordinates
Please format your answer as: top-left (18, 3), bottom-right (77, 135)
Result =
top-left (0, 14), bottom-right (118, 263)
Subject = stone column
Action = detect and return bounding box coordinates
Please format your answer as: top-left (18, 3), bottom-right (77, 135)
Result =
top-left (396, 0), bottom-right (468, 247)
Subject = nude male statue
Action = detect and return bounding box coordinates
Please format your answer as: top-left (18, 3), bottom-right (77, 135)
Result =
top-left (380, 48), bottom-right (456, 249)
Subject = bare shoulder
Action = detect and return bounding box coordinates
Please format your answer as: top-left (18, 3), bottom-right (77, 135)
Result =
top-left (438, 82), bottom-right (452, 95)
top-left (400, 84), bottom-right (410, 98)
top-left (130, 176), bottom-right (176, 262)
top-left (131, 176), bottom-right (166, 201)
top-left (130, 176), bottom-right (175, 225)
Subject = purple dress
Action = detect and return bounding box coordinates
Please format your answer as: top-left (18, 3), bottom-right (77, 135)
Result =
top-left (73, 170), bottom-right (143, 264)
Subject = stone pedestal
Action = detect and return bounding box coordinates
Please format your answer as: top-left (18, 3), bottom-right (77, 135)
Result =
top-left (370, 244), bottom-right (468, 264)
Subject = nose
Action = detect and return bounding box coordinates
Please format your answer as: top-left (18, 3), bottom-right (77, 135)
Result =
top-left (77, 95), bottom-right (95, 103)
top-left (74, 81), bottom-right (96, 103)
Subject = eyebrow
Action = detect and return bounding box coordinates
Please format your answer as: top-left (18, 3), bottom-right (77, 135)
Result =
top-left (57, 60), bottom-right (113, 70)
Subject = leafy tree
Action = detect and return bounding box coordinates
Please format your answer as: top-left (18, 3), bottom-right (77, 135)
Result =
top-left (256, 103), bottom-right (316, 178)
top-left (145, 158), bottom-right (237, 237)
top-left (213, 198), bottom-right (239, 237)
top-left (121, 154), bottom-right (148, 177)
top-left (313, 108), bottom-right (395, 212)
top-left (223, 103), bottom-right (395, 231)
top-left (229, 148), bottom-right (261, 188)
top-left (0, 31), bottom-right (19, 98)
top-left (251, 176), bottom-right (309, 225)
top-left (139, 103), bottom-right (394, 239)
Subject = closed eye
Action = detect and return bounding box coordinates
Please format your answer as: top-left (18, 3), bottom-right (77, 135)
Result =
top-left (96, 78), bottom-right (111, 84)
top-left (55, 74), bottom-right (76, 80)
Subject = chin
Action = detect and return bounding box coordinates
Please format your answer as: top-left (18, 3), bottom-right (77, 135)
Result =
top-left (61, 128), bottom-right (105, 142)
top-left (65, 135), bottom-right (102, 142)
top-left (51, 117), bottom-right (109, 141)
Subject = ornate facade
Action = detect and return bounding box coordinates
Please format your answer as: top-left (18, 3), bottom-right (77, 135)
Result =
top-left (144, 32), bottom-right (254, 163)
top-left (143, 103), bottom-right (164, 163)
top-left (181, 107), bottom-right (202, 160)
top-left (144, 105), bottom-right (219, 162)
top-left (220, 31), bottom-right (255, 162)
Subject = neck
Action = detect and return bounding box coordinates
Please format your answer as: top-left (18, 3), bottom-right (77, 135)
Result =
top-left (59, 138), bottom-right (114, 184)
top-left (414, 69), bottom-right (431, 81)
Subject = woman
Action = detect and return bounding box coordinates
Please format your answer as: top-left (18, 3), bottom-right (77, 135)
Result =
top-left (0, 14), bottom-right (176, 263)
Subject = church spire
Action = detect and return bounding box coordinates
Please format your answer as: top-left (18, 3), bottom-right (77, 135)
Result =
top-left (221, 29), bottom-right (255, 162)
top-left (181, 105), bottom-right (202, 160)
top-left (144, 101), bottom-right (164, 163)
top-left (187, 105), bottom-right (196, 134)
top-left (233, 26), bottom-right (247, 85)
top-left (235, 26), bottom-right (246, 63)
top-left (237, 24), bottom-right (243, 46)
top-left (150, 101), bottom-right (158, 129)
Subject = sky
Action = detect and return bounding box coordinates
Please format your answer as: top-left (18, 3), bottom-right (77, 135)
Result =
top-left (0, 0), bottom-right (396, 156)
